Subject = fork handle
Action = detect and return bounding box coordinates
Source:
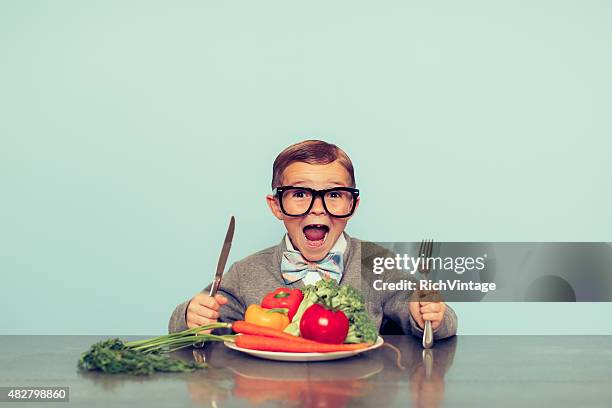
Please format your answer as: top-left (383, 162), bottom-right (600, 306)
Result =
top-left (423, 320), bottom-right (434, 349)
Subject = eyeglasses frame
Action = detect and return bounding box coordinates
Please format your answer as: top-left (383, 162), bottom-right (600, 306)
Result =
top-left (273, 185), bottom-right (360, 218)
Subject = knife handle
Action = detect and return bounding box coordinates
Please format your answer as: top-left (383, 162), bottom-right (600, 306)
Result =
top-left (209, 276), bottom-right (222, 297)
top-left (195, 278), bottom-right (221, 350)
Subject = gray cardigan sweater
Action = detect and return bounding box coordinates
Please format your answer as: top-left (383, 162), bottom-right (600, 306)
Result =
top-left (168, 234), bottom-right (457, 339)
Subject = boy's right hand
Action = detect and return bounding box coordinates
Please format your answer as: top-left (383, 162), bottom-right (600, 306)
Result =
top-left (186, 293), bottom-right (228, 333)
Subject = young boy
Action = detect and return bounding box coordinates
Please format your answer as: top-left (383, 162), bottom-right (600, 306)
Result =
top-left (169, 140), bottom-right (457, 339)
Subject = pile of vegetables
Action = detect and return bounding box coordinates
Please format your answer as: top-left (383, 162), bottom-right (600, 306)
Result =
top-left (79, 280), bottom-right (378, 375)
top-left (284, 279), bottom-right (378, 344)
top-left (233, 279), bottom-right (378, 352)
top-left (243, 279), bottom-right (378, 345)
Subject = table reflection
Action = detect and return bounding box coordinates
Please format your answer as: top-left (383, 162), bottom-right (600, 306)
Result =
top-left (12, 335), bottom-right (610, 407)
top-left (185, 335), bottom-right (457, 408)
top-left (77, 336), bottom-right (456, 407)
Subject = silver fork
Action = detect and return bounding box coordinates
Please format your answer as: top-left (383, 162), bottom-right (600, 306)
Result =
top-left (418, 239), bottom-right (434, 349)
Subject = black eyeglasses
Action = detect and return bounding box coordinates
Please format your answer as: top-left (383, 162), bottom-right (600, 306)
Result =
top-left (273, 186), bottom-right (359, 218)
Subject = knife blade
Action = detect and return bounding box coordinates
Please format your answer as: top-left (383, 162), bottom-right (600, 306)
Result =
top-left (209, 216), bottom-right (235, 297)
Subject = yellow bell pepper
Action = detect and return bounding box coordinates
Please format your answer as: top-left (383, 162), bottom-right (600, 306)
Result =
top-left (244, 304), bottom-right (290, 330)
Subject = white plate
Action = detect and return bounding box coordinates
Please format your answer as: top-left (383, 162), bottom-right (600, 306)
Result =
top-left (223, 336), bottom-right (384, 362)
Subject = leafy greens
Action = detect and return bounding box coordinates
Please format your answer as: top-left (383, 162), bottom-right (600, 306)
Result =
top-left (284, 279), bottom-right (378, 344)
top-left (78, 323), bottom-right (233, 375)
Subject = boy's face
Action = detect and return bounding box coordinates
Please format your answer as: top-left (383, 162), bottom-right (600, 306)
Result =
top-left (266, 160), bottom-right (359, 262)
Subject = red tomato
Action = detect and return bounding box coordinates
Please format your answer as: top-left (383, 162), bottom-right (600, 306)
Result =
top-left (299, 304), bottom-right (349, 344)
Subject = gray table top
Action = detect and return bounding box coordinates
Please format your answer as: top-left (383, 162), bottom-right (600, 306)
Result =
top-left (0, 335), bottom-right (611, 407)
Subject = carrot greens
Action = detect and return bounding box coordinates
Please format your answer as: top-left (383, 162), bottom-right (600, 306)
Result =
top-left (78, 323), bottom-right (234, 375)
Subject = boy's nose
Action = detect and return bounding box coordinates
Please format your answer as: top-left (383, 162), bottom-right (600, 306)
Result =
top-left (309, 196), bottom-right (326, 215)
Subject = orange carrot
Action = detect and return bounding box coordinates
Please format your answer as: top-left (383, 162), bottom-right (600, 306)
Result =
top-left (232, 320), bottom-right (315, 343)
top-left (235, 335), bottom-right (369, 353)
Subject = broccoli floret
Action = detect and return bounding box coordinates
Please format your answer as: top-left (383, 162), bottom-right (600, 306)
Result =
top-left (314, 278), bottom-right (339, 305)
top-left (331, 284), bottom-right (365, 314)
top-left (345, 311), bottom-right (378, 344)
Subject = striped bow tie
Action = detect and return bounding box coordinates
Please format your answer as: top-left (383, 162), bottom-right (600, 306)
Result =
top-left (280, 250), bottom-right (343, 284)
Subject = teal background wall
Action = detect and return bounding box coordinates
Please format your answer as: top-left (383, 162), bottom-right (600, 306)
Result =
top-left (1, 1), bottom-right (610, 335)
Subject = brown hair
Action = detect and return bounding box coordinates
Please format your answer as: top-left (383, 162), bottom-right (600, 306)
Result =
top-left (271, 140), bottom-right (356, 189)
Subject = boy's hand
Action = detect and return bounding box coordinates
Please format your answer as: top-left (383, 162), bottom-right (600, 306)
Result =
top-left (186, 293), bottom-right (228, 334)
top-left (409, 301), bottom-right (447, 330)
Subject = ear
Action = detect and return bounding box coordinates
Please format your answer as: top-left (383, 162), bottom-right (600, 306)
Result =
top-left (266, 194), bottom-right (284, 220)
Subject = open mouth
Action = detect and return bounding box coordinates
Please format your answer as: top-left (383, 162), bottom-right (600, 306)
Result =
top-left (303, 224), bottom-right (329, 248)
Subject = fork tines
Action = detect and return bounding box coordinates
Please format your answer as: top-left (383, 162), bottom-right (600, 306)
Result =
top-left (418, 239), bottom-right (434, 274)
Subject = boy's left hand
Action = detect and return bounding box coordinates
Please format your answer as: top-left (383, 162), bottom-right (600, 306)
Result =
top-left (409, 301), bottom-right (447, 330)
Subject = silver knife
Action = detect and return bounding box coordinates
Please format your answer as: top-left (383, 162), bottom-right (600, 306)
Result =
top-left (209, 216), bottom-right (235, 297)
top-left (193, 216), bottom-right (235, 349)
